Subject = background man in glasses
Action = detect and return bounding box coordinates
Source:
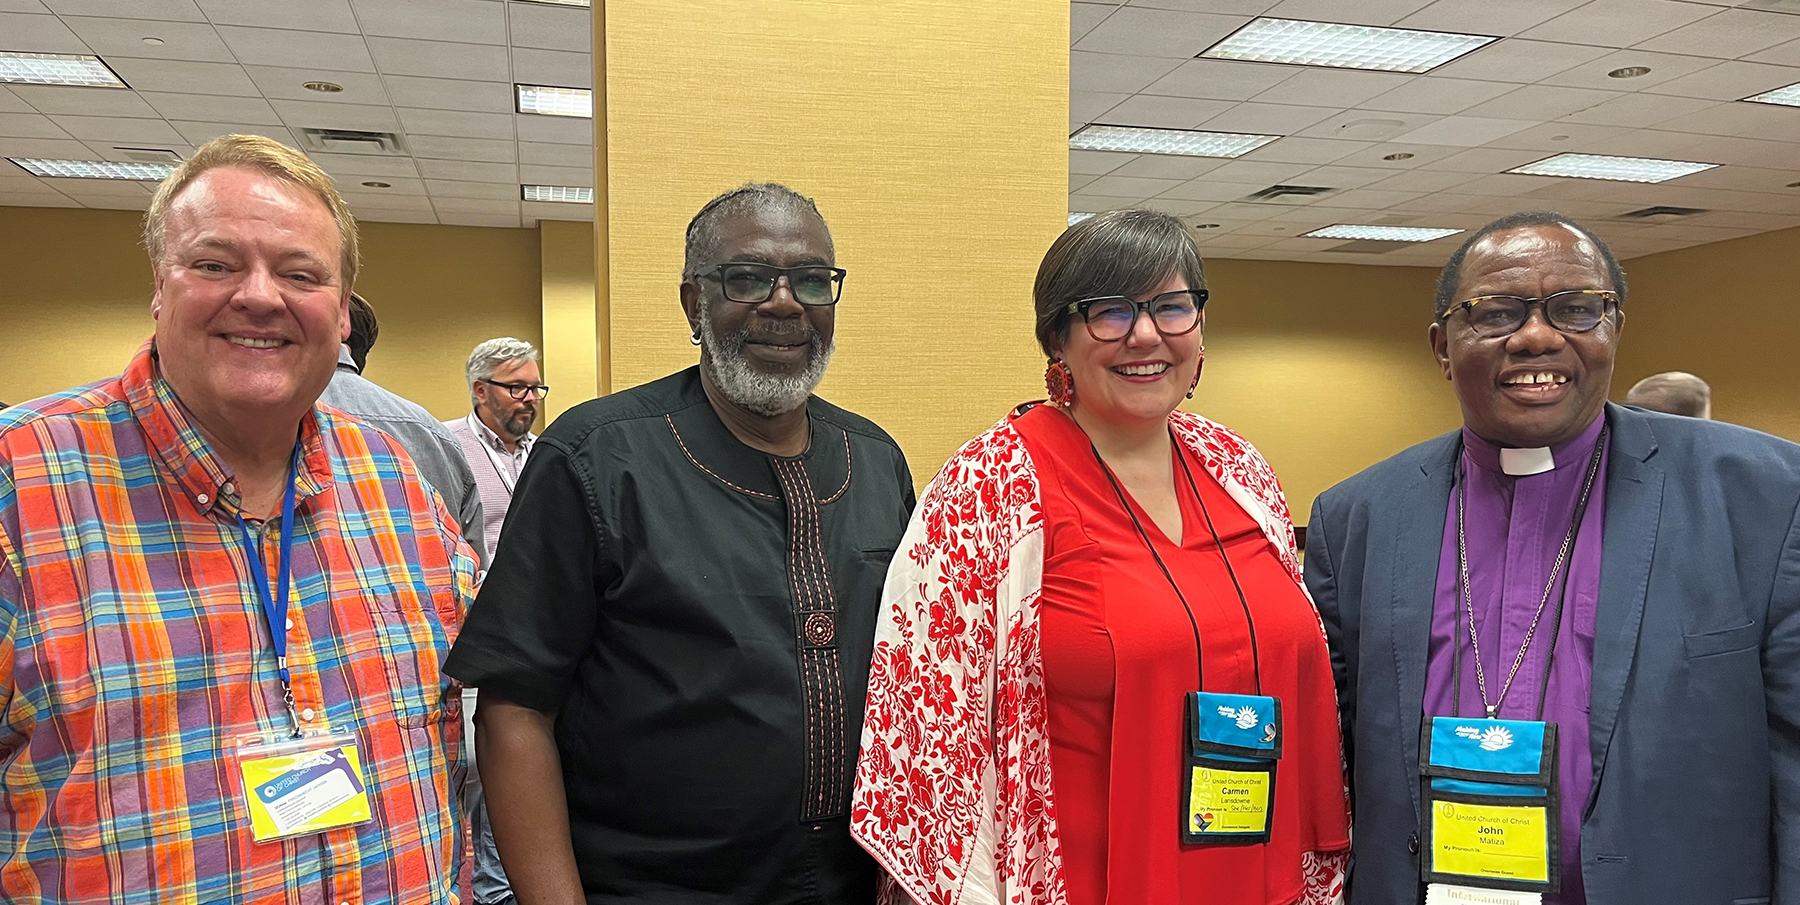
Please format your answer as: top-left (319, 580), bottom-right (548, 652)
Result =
top-left (446, 336), bottom-right (544, 565)
top-left (1305, 211), bottom-right (1800, 905)
top-left (446, 183), bottom-right (915, 904)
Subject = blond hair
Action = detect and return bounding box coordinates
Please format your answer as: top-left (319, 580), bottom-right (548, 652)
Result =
top-left (144, 134), bottom-right (361, 289)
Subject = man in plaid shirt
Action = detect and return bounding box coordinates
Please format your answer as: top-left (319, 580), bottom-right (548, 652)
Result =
top-left (0, 134), bottom-right (478, 903)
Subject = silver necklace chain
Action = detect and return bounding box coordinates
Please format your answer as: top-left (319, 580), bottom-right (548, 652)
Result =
top-left (1456, 426), bottom-right (1607, 719)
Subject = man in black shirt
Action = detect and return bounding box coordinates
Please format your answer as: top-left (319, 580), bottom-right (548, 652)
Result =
top-left (446, 183), bottom-right (915, 905)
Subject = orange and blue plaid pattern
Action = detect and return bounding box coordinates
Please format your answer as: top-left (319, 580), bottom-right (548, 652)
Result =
top-left (0, 342), bottom-right (478, 905)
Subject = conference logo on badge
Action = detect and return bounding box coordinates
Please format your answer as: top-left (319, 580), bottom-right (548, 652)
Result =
top-left (1220, 705), bottom-right (1260, 729)
top-left (1453, 724), bottom-right (1514, 752)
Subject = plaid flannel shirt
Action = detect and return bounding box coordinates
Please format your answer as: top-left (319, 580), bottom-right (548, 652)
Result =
top-left (0, 342), bottom-right (477, 904)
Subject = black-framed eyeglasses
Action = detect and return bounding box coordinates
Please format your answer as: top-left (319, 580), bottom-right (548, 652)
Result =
top-left (1440, 289), bottom-right (1620, 339)
top-left (483, 380), bottom-right (550, 401)
top-left (1065, 289), bottom-right (1207, 342)
top-left (699, 262), bottom-right (847, 306)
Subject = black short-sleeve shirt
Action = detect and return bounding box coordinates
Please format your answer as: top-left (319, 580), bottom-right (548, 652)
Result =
top-left (445, 367), bottom-right (915, 905)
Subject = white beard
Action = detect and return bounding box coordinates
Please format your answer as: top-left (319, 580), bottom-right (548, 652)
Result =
top-left (696, 308), bottom-right (834, 417)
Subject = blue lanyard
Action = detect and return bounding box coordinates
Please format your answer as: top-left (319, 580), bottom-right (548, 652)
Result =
top-left (237, 448), bottom-right (302, 694)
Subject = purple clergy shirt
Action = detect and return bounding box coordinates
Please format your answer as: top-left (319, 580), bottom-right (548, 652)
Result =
top-left (1425, 413), bottom-right (1609, 905)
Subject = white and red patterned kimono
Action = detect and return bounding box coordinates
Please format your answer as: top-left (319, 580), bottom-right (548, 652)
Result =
top-left (850, 406), bottom-right (1349, 905)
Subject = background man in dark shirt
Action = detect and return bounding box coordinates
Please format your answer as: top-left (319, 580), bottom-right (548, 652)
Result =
top-left (446, 183), bottom-right (915, 905)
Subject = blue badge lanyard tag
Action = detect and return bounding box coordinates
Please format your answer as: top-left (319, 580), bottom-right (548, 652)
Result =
top-left (237, 447), bottom-right (303, 734)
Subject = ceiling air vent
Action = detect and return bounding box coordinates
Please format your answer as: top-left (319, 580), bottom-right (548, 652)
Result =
top-left (1243, 184), bottom-right (1335, 203)
top-left (1616, 205), bottom-right (1708, 221)
top-left (296, 128), bottom-right (407, 156)
top-left (112, 147), bottom-right (181, 163)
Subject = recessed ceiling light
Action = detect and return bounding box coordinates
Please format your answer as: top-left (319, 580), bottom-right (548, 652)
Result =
top-left (517, 84), bottom-right (592, 118)
top-left (1303, 224), bottom-right (1463, 242)
top-left (1068, 212), bottom-right (1095, 226)
top-left (1787, 181), bottom-right (1800, 188)
top-left (0, 51), bottom-right (127, 88)
top-left (523, 184), bottom-right (594, 203)
top-left (1382, 152), bottom-right (1415, 160)
top-left (1201, 18), bottom-right (1497, 74)
top-left (361, 181), bottom-right (391, 188)
top-left (303, 81), bottom-right (343, 93)
top-left (1608, 66), bottom-right (1651, 79)
top-left (1507, 153), bottom-right (1717, 183)
top-left (141, 37), bottom-right (166, 46)
top-left (1194, 223), bottom-right (1222, 229)
top-left (1743, 82), bottom-right (1800, 107)
top-left (1069, 124), bottom-right (1278, 158)
top-left (9, 157), bottom-right (175, 180)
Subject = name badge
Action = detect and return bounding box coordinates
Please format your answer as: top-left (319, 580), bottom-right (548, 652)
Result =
top-left (1420, 717), bottom-right (1559, 900)
top-left (236, 730), bottom-right (373, 843)
top-left (1184, 691), bottom-right (1280, 846)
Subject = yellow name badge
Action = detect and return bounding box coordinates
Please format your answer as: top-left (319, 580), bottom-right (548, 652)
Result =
top-left (1430, 800), bottom-right (1550, 883)
top-left (236, 731), bottom-right (374, 843)
top-left (1187, 765), bottom-right (1272, 835)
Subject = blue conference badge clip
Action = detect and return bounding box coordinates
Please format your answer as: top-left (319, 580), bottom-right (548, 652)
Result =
top-left (1183, 690), bottom-right (1281, 845)
top-left (1420, 716), bottom-right (1560, 898)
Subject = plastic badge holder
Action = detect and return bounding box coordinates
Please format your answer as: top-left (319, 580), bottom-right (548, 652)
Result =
top-left (235, 730), bottom-right (373, 843)
top-left (1420, 716), bottom-right (1559, 898)
top-left (1183, 690), bottom-right (1282, 845)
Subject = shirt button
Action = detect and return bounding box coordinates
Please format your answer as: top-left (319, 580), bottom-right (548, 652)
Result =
top-left (197, 493), bottom-right (209, 505)
top-left (285, 617), bottom-right (294, 630)
top-left (1408, 832), bottom-right (1420, 854)
top-left (301, 707), bottom-right (316, 722)
top-left (223, 482), bottom-right (236, 495)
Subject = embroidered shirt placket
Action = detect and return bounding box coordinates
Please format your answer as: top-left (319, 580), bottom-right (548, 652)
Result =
top-left (773, 456), bottom-right (848, 821)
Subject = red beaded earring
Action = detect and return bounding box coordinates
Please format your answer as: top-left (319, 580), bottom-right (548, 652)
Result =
top-left (1187, 346), bottom-right (1206, 399)
top-left (1045, 359), bottom-right (1075, 407)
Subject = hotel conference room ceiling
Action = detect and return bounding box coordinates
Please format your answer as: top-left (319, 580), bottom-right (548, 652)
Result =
top-left (1, 0), bottom-right (1800, 264)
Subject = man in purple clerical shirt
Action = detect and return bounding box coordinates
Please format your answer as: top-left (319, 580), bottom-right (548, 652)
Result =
top-left (1306, 211), bottom-right (1800, 905)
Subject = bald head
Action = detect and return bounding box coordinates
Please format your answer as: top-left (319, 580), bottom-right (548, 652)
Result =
top-left (1625, 371), bottom-right (1711, 419)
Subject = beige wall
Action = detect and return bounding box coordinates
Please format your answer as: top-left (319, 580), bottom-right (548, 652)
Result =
top-left (0, 206), bottom-right (541, 421)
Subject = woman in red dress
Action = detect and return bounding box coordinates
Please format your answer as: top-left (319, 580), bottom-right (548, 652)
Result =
top-left (851, 210), bottom-right (1350, 905)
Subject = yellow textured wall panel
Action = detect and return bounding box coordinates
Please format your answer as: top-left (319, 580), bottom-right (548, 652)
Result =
top-left (540, 218), bottom-right (600, 422)
top-left (603, 0), bottom-right (1069, 483)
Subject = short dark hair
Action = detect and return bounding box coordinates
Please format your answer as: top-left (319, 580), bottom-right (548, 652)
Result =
top-left (682, 182), bottom-right (832, 282)
top-left (347, 292), bottom-right (378, 372)
top-left (1625, 371), bottom-right (1711, 417)
top-left (1434, 211), bottom-right (1627, 320)
top-left (1034, 209), bottom-right (1206, 360)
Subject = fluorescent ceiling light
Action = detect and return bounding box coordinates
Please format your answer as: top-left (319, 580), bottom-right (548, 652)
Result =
top-left (1303, 224), bottom-right (1462, 242)
top-left (516, 84), bottom-right (592, 118)
top-left (0, 51), bottom-right (127, 88)
top-left (1743, 82), bottom-right (1800, 107)
top-left (1069, 124), bottom-right (1278, 158)
top-left (1202, 18), bottom-right (1496, 74)
top-left (1507, 153), bottom-right (1716, 184)
top-left (9, 157), bottom-right (175, 180)
top-left (523, 184), bottom-right (593, 203)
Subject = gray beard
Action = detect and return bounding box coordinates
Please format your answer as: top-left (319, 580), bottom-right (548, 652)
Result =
top-left (697, 309), bottom-right (834, 417)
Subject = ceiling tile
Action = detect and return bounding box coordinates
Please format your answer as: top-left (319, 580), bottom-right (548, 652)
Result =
top-left (1642, 60), bottom-right (1800, 100)
top-left (166, 121), bottom-right (297, 145)
top-left (337, 175), bottom-right (426, 195)
top-left (354, 0), bottom-right (506, 43)
top-left (1391, 115), bottom-right (1535, 146)
top-left (217, 26), bottom-right (375, 71)
top-left (0, 136), bottom-right (92, 156)
top-left (1072, 3), bottom-right (1114, 43)
top-left (511, 47), bottom-right (590, 88)
top-left (1397, 0), bottom-right (1586, 36)
top-left (1458, 85), bottom-right (1621, 120)
top-left (0, 190), bottom-right (80, 207)
top-left (1669, 164), bottom-right (1800, 192)
top-left (269, 99), bottom-right (399, 132)
top-left (341, 190), bottom-right (432, 210)
top-left (60, 16), bottom-right (232, 64)
top-left (1071, 90), bottom-right (1127, 129)
top-left (1071, 50), bottom-right (1183, 95)
top-left (1329, 141), bottom-right (1471, 168)
top-left (1601, 126), bottom-right (1715, 157)
top-left (1483, 121), bottom-right (1629, 151)
top-left (1123, 0), bottom-right (1277, 13)
top-left (1200, 102), bottom-right (1337, 134)
top-left (1070, 149), bottom-right (1136, 175)
top-left (308, 151), bottom-right (421, 179)
top-left (438, 212), bottom-right (521, 228)
top-left (1153, 179), bottom-right (1266, 202)
top-left (41, 176), bottom-right (149, 195)
top-left (1519, 0), bottom-right (1715, 47)
top-left (1251, 69), bottom-right (1414, 108)
top-left (42, 0), bottom-right (203, 19)
top-left (1108, 154), bottom-right (1231, 179)
top-left (409, 133), bottom-right (515, 162)
top-left (415, 158), bottom-right (515, 182)
top-left (105, 58), bottom-right (259, 96)
top-left (1650, 100), bottom-right (1800, 141)
top-left (9, 84), bottom-right (159, 117)
top-left (139, 91), bottom-right (280, 124)
top-left (513, 113), bottom-right (589, 145)
top-left (1315, 187), bottom-right (1425, 209)
top-left (1138, 58), bottom-right (1295, 101)
top-left (1359, 76), bottom-right (1516, 114)
top-left (193, 0), bottom-right (360, 32)
top-left (355, 208), bottom-right (437, 224)
top-left (1197, 158), bottom-right (1316, 184)
top-left (1747, 36), bottom-right (1800, 67)
top-left (367, 36), bottom-right (511, 80)
top-left (1634, 8), bottom-right (1800, 57)
top-left (1291, 165), bottom-right (1402, 189)
top-left (244, 67), bottom-right (390, 103)
top-left (1441, 172), bottom-right (1568, 195)
top-left (1297, 109), bottom-right (1438, 141)
top-left (1083, 174), bottom-right (1186, 198)
top-left (381, 75), bottom-right (515, 113)
top-left (1362, 168), bottom-right (1482, 193)
top-left (1539, 49), bottom-right (1723, 91)
top-left (1093, 95), bottom-right (1235, 129)
top-left (517, 163), bottom-right (587, 186)
top-left (1073, 8), bottom-right (1249, 58)
top-left (0, 12), bottom-right (90, 52)
top-left (1427, 40), bottom-right (1612, 84)
top-left (1673, 133), bottom-right (1796, 168)
top-left (508, 1), bottom-right (589, 52)
top-left (0, 111), bottom-right (69, 139)
top-left (1266, 0), bottom-right (1436, 26)
top-left (1246, 136), bottom-right (1375, 165)
top-left (425, 178), bottom-right (518, 199)
top-left (522, 199), bottom-right (592, 222)
top-left (77, 194), bottom-right (152, 210)
top-left (1416, 146), bottom-right (1550, 172)
top-left (1558, 92), bottom-right (1719, 126)
top-left (398, 107), bottom-right (513, 140)
top-left (0, 87), bottom-right (31, 114)
top-left (0, 0), bottom-right (50, 10)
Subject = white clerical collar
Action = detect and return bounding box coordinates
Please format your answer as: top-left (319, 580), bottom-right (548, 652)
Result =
top-left (1498, 446), bottom-right (1556, 476)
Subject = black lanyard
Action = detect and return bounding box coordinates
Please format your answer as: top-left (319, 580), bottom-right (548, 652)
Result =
top-left (1089, 429), bottom-right (1263, 695)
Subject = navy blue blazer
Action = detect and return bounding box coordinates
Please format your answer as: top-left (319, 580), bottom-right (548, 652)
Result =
top-left (1306, 403), bottom-right (1800, 905)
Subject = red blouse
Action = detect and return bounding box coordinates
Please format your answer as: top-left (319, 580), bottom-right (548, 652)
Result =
top-left (1014, 405), bottom-right (1348, 905)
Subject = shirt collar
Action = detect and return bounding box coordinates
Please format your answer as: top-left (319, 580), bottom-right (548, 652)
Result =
top-left (1461, 411), bottom-right (1606, 477)
top-left (336, 344), bottom-right (360, 374)
top-left (126, 340), bottom-right (333, 518)
top-left (466, 410), bottom-right (533, 455)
